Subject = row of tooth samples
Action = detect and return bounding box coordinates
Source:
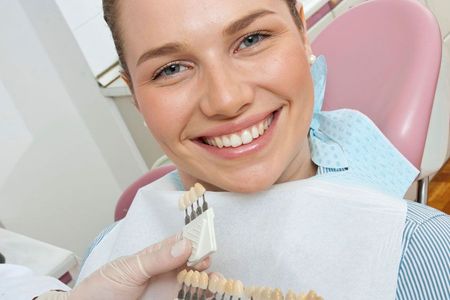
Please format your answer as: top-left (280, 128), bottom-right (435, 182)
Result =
top-left (176, 269), bottom-right (209, 300)
top-left (244, 288), bottom-right (322, 300)
top-left (176, 270), bottom-right (323, 300)
top-left (177, 270), bottom-right (244, 300)
top-left (179, 183), bottom-right (208, 225)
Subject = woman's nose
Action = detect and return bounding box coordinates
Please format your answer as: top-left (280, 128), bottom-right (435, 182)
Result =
top-left (199, 64), bottom-right (254, 118)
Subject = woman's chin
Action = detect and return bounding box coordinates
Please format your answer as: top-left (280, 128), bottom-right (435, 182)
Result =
top-left (178, 159), bottom-right (284, 193)
top-left (218, 173), bottom-right (278, 194)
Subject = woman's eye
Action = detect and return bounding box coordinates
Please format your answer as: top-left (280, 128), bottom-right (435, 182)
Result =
top-left (153, 63), bottom-right (188, 80)
top-left (237, 33), bottom-right (268, 51)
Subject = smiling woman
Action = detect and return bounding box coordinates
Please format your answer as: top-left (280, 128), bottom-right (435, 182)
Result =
top-left (33, 0), bottom-right (450, 299)
top-left (109, 0), bottom-right (316, 193)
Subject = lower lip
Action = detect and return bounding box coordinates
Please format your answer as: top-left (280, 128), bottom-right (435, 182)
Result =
top-left (193, 109), bottom-right (281, 159)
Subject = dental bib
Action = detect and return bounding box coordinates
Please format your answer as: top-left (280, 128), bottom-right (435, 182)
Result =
top-left (78, 175), bottom-right (406, 300)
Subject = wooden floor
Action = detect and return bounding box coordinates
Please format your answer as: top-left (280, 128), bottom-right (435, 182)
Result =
top-left (428, 158), bottom-right (450, 214)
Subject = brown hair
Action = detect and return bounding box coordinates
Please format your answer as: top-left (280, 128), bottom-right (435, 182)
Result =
top-left (103, 0), bottom-right (303, 74)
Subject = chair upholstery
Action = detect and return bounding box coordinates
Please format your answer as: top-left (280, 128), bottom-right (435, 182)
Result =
top-left (311, 0), bottom-right (443, 203)
top-left (114, 164), bottom-right (176, 221)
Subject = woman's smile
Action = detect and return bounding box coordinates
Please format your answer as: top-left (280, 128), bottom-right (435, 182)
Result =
top-left (193, 108), bottom-right (280, 159)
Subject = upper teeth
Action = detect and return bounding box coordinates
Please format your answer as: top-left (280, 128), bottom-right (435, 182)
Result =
top-left (204, 114), bottom-right (273, 148)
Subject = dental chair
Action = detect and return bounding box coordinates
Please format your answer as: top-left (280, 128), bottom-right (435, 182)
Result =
top-left (311, 0), bottom-right (447, 204)
top-left (115, 0), bottom-right (447, 221)
top-left (115, 164), bottom-right (175, 221)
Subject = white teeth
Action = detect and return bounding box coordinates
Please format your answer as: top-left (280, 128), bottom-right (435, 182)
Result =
top-left (230, 134), bottom-right (243, 147)
top-left (222, 135), bottom-right (231, 147)
top-left (258, 123), bottom-right (264, 135)
top-left (251, 126), bottom-right (259, 139)
top-left (204, 113), bottom-right (274, 148)
top-left (214, 137), bottom-right (224, 148)
top-left (241, 130), bottom-right (253, 145)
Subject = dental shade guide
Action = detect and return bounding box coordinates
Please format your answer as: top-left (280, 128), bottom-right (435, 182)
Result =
top-left (176, 184), bottom-right (322, 300)
top-left (179, 183), bottom-right (217, 266)
top-left (177, 270), bottom-right (323, 300)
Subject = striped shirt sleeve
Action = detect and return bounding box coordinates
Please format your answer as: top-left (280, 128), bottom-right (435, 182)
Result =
top-left (396, 203), bottom-right (450, 300)
top-left (80, 222), bottom-right (118, 267)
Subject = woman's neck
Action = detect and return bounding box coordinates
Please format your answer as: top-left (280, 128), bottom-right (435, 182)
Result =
top-left (178, 139), bottom-right (317, 192)
top-left (276, 139), bottom-right (318, 184)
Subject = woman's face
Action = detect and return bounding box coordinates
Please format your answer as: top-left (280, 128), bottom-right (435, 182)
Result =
top-left (121, 0), bottom-right (315, 192)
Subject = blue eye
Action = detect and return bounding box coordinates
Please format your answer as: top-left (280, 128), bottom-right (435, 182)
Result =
top-left (153, 63), bottom-right (188, 80)
top-left (237, 33), bottom-right (269, 51)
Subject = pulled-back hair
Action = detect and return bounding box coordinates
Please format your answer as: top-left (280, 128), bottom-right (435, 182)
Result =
top-left (103, 0), bottom-right (303, 73)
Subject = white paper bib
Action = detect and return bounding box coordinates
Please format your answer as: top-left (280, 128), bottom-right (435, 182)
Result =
top-left (78, 175), bottom-right (406, 300)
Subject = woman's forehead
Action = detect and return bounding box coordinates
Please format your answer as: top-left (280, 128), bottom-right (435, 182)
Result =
top-left (121, 0), bottom-right (290, 24)
top-left (120, 0), bottom-right (292, 56)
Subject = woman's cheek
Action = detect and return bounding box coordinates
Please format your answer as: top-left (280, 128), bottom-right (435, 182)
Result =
top-left (252, 46), bottom-right (310, 96)
top-left (138, 90), bottom-right (191, 144)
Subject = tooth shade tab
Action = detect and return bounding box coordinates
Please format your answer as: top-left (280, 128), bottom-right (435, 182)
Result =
top-left (183, 193), bottom-right (190, 208)
top-left (272, 288), bottom-right (283, 300)
top-left (244, 286), bottom-right (256, 298)
top-left (261, 287), bottom-right (272, 299)
top-left (253, 287), bottom-right (264, 299)
top-left (177, 270), bottom-right (187, 284)
top-left (216, 277), bottom-right (227, 294)
top-left (286, 290), bottom-right (296, 300)
top-left (178, 195), bottom-right (186, 210)
top-left (233, 280), bottom-right (244, 296)
top-left (199, 272), bottom-right (209, 289)
top-left (225, 279), bottom-right (234, 295)
top-left (194, 183), bottom-right (206, 197)
top-left (208, 273), bottom-right (219, 293)
top-left (184, 270), bottom-right (194, 286)
top-left (189, 187), bottom-right (197, 204)
top-left (191, 271), bottom-right (200, 288)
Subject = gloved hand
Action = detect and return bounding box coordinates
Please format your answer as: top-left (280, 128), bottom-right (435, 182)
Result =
top-left (38, 234), bottom-right (210, 300)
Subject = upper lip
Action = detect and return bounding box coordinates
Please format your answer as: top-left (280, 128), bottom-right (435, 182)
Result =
top-left (195, 108), bottom-right (279, 139)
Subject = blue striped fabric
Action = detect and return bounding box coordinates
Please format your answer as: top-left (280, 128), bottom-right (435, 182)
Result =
top-left (81, 222), bottom-right (117, 266)
top-left (317, 166), bottom-right (348, 175)
top-left (397, 202), bottom-right (450, 300)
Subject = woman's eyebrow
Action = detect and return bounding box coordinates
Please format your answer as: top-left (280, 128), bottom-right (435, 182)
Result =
top-left (136, 42), bottom-right (187, 67)
top-left (136, 9), bottom-right (275, 68)
top-left (224, 9), bottom-right (275, 36)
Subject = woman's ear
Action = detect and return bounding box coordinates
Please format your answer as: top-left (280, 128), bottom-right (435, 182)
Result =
top-left (295, 1), bottom-right (313, 58)
top-left (120, 71), bottom-right (140, 111)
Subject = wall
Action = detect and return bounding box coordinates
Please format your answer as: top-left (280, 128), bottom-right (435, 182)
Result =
top-left (0, 1), bottom-right (147, 257)
top-left (53, 0), bottom-right (118, 77)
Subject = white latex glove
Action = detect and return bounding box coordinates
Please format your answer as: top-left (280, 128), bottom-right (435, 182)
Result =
top-left (38, 234), bottom-right (209, 300)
